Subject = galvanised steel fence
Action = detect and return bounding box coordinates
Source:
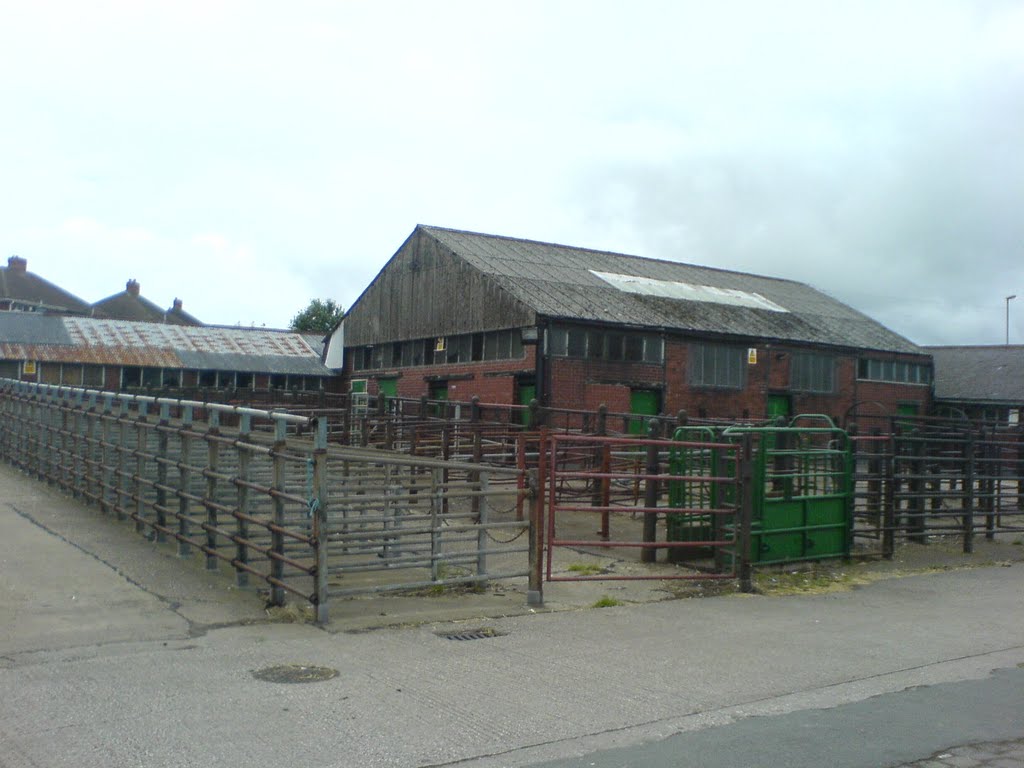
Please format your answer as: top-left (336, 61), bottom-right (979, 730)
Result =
top-left (850, 416), bottom-right (1024, 556)
top-left (0, 379), bottom-right (534, 622)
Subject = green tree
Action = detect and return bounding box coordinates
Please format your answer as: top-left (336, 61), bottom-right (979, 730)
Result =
top-left (290, 298), bottom-right (344, 334)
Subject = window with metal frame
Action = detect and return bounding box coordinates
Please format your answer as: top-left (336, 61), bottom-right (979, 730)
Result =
top-left (689, 343), bottom-right (744, 389)
top-left (858, 358), bottom-right (932, 384)
top-left (790, 352), bottom-right (835, 393)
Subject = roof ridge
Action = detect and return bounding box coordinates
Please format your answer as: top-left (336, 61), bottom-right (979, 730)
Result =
top-left (418, 224), bottom-right (808, 287)
top-left (926, 344), bottom-right (1024, 350)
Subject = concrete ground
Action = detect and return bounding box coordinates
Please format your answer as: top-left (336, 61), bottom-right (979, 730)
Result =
top-left (2, 460), bottom-right (1024, 768)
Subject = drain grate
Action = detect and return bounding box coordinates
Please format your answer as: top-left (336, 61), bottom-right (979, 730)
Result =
top-left (252, 664), bottom-right (339, 684)
top-left (436, 627), bottom-right (507, 642)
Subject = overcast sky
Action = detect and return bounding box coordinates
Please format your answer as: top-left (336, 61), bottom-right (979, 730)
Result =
top-left (2, 1), bottom-right (1022, 344)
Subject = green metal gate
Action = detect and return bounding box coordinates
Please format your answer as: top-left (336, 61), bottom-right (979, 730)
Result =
top-left (666, 426), bottom-right (731, 562)
top-left (668, 416), bottom-right (853, 565)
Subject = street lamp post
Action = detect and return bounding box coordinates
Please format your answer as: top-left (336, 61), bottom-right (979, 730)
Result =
top-left (1008, 295), bottom-right (1017, 346)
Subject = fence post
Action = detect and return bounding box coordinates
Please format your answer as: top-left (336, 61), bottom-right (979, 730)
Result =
top-left (471, 428), bottom-right (482, 523)
top-left (963, 431), bottom-right (976, 553)
top-left (37, 391), bottom-right (51, 487)
top-left (845, 424), bottom-right (858, 559)
top-left (883, 431), bottom-right (897, 558)
top-left (71, 390), bottom-right (84, 500)
top-left (312, 417), bottom-right (330, 625)
top-left (100, 395), bottom-right (114, 514)
top-left (983, 428), bottom-right (996, 541)
top-left (430, 466), bottom-right (443, 581)
top-left (527, 441), bottom-right (545, 606)
top-left (641, 419), bottom-right (662, 563)
top-left (867, 426), bottom-right (882, 521)
top-left (205, 411), bottom-right (220, 570)
top-left (115, 400), bottom-right (129, 521)
top-left (737, 433), bottom-right (754, 593)
top-left (85, 392), bottom-right (98, 507)
top-left (235, 414), bottom-right (252, 587)
top-left (906, 430), bottom-right (926, 544)
top-left (269, 418), bottom-right (287, 607)
top-left (477, 469), bottom-right (490, 583)
top-left (155, 403), bottom-right (170, 543)
top-left (1017, 427), bottom-right (1024, 511)
top-left (135, 402), bottom-right (149, 534)
top-left (528, 399), bottom-right (540, 431)
top-left (177, 405), bottom-right (193, 557)
top-left (34, 390), bottom-right (46, 482)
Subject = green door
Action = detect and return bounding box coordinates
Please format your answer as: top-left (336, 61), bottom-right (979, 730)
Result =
top-left (429, 382), bottom-right (448, 401)
top-left (378, 378), bottom-right (397, 399)
top-left (429, 381), bottom-right (448, 417)
top-left (767, 394), bottom-right (791, 423)
top-left (518, 382), bottom-right (536, 426)
top-left (629, 389), bottom-right (660, 435)
top-left (896, 402), bottom-right (919, 434)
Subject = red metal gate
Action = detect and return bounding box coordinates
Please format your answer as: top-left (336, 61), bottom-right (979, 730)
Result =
top-left (541, 430), bottom-right (747, 583)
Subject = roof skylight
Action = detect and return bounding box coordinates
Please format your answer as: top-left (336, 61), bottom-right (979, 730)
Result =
top-left (589, 271), bottom-right (789, 313)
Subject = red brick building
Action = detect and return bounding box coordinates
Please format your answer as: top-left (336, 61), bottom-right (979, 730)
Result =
top-left (327, 225), bottom-right (932, 426)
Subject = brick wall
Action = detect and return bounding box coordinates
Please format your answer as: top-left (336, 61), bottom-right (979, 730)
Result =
top-left (546, 356), bottom-right (664, 414)
top-left (347, 343), bottom-right (537, 404)
top-left (344, 337), bottom-right (933, 427)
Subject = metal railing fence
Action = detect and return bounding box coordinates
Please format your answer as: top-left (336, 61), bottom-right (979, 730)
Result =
top-left (0, 379), bottom-right (535, 620)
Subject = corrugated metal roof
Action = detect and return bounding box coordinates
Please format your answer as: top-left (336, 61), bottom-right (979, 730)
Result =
top-left (0, 313), bottom-right (330, 375)
top-left (927, 345), bottom-right (1024, 404)
top-left (0, 343), bottom-right (182, 367)
top-left (420, 225), bottom-right (923, 354)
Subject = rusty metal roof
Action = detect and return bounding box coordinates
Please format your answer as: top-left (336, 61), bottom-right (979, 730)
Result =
top-left (0, 313), bottom-right (331, 374)
top-left (420, 225), bottom-right (924, 354)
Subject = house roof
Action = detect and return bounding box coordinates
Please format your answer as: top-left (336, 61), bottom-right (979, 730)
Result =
top-left (420, 225), bottom-right (924, 354)
top-left (926, 345), bottom-right (1024, 405)
top-left (165, 302), bottom-right (203, 326)
top-left (0, 313), bottom-right (330, 375)
top-left (0, 256), bottom-right (92, 315)
top-left (92, 281), bottom-right (203, 326)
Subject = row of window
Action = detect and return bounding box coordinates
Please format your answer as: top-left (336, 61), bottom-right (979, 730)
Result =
top-left (352, 329), bottom-right (525, 371)
top-left (0, 361), bottom-right (324, 391)
top-left (546, 327), bottom-right (664, 364)
top-left (689, 347), bottom-right (929, 393)
top-left (858, 358), bottom-right (932, 385)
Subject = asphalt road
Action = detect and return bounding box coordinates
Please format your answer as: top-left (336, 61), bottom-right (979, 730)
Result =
top-left (529, 668), bottom-right (1024, 768)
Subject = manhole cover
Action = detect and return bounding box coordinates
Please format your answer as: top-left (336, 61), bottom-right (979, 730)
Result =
top-left (252, 665), bottom-right (339, 684)
top-left (436, 627), bottom-right (507, 641)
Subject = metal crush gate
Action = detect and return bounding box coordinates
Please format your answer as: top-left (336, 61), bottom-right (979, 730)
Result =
top-left (667, 418), bottom-right (853, 565)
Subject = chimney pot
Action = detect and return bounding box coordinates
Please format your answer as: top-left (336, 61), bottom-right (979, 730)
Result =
top-left (7, 256), bottom-right (27, 273)
top-left (126, 279), bottom-right (140, 296)
top-left (173, 298), bottom-right (182, 311)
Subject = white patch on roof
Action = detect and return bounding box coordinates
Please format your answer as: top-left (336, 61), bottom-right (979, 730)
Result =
top-left (590, 271), bottom-right (790, 313)
top-left (62, 317), bottom-right (317, 356)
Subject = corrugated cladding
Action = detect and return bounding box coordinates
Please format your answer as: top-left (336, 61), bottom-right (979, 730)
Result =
top-left (927, 345), bottom-right (1024, 403)
top-left (0, 314), bottom-right (330, 375)
top-left (419, 225), bottom-right (923, 354)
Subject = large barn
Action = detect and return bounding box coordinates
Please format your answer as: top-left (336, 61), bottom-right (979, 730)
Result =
top-left (326, 225), bottom-right (933, 425)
